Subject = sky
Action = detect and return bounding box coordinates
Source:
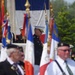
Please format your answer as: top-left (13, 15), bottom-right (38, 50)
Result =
top-left (64, 0), bottom-right (75, 4)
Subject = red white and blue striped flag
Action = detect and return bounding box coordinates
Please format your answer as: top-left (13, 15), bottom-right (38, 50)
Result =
top-left (50, 23), bottom-right (60, 62)
top-left (24, 14), bottom-right (34, 75)
top-left (15, 0), bottom-right (49, 35)
top-left (40, 19), bottom-right (50, 75)
top-left (25, 24), bottom-right (34, 75)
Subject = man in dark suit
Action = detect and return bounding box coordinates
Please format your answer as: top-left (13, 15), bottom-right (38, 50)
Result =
top-left (0, 44), bottom-right (24, 75)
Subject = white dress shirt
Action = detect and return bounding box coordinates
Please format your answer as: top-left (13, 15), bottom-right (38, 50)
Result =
top-left (45, 56), bottom-right (75, 75)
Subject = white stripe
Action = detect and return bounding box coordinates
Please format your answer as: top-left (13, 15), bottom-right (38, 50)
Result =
top-left (15, 10), bottom-right (49, 34)
top-left (0, 47), bottom-right (7, 62)
top-left (50, 39), bottom-right (59, 60)
top-left (40, 43), bottom-right (50, 66)
top-left (25, 40), bottom-right (34, 65)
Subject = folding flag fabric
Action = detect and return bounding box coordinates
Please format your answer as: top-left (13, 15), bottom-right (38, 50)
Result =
top-left (50, 23), bottom-right (60, 62)
top-left (1, 20), bottom-right (8, 61)
top-left (1, 0), bottom-right (5, 23)
top-left (25, 16), bottom-right (34, 75)
top-left (0, 19), bottom-right (12, 62)
top-left (2, 19), bottom-right (8, 47)
top-left (0, 19), bottom-right (8, 62)
top-left (0, 47), bottom-right (7, 62)
top-left (40, 20), bottom-right (50, 75)
top-left (21, 14), bottom-right (29, 39)
top-left (15, 0), bottom-right (49, 34)
top-left (21, 14), bottom-right (26, 37)
top-left (7, 22), bottom-right (12, 43)
top-left (2, 19), bottom-right (8, 37)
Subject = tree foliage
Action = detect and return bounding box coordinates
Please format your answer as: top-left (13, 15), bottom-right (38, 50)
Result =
top-left (50, 0), bottom-right (75, 49)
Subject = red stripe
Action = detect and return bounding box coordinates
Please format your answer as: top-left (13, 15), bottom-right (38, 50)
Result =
top-left (24, 61), bottom-right (34, 75)
top-left (40, 63), bottom-right (49, 75)
top-left (22, 14), bottom-right (26, 37)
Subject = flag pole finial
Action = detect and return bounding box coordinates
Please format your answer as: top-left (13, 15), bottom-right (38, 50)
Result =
top-left (25, 0), bottom-right (30, 17)
top-left (50, 2), bottom-right (54, 17)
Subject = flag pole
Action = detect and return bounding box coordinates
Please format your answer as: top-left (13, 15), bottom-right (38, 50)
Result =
top-left (47, 2), bottom-right (54, 54)
top-left (24, 0), bottom-right (30, 42)
top-left (24, 0), bottom-right (31, 75)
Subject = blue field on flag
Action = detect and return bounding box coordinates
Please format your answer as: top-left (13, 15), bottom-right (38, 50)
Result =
top-left (15, 0), bottom-right (49, 10)
top-left (15, 0), bottom-right (49, 34)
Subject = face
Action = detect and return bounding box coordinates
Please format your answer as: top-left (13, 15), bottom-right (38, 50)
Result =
top-left (11, 49), bottom-right (21, 62)
top-left (57, 46), bottom-right (71, 60)
top-left (19, 47), bottom-right (25, 61)
top-left (35, 29), bottom-right (42, 37)
top-left (19, 51), bottom-right (25, 61)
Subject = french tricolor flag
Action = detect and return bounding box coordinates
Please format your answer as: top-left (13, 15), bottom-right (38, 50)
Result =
top-left (15, 0), bottom-right (49, 35)
top-left (25, 24), bottom-right (34, 75)
top-left (25, 20), bottom-right (34, 75)
top-left (50, 23), bottom-right (60, 62)
top-left (40, 20), bottom-right (50, 75)
top-left (2, 20), bottom-right (8, 38)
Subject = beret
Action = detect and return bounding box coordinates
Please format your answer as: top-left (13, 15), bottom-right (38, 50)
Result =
top-left (58, 42), bottom-right (70, 47)
top-left (7, 44), bottom-right (19, 49)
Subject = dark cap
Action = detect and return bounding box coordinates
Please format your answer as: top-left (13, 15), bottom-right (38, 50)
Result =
top-left (58, 42), bottom-right (70, 47)
top-left (7, 44), bottom-right (19, 49)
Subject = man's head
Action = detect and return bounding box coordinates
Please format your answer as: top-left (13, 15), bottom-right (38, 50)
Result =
top-left (19, 46), bottom-right (25, 62)
top-left (34, 26), bottom-right (44, 37)
top-left (6, 44), bottom-right (21, 62)
top-left (19, 28), bottom-right (23, 34)
top-left (57, 42), bottom-right (71, 60)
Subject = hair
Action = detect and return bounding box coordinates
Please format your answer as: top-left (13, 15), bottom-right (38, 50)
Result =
top-left (6, 48), bottom-right (16, 56)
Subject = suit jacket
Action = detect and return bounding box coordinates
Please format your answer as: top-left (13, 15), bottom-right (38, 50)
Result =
top-left (0, 60), bottom-right (18, 75)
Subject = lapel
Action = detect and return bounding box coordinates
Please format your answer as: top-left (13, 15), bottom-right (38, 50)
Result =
top-left (4, 60), bottom-right (18, 75)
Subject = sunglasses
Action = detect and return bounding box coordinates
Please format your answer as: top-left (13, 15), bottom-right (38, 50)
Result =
top-left (61, 49), bottom-right (70, 52)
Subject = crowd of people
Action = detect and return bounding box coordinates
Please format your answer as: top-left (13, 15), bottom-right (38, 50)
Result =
top-left (0, 26), bottom-right (75, 75)
top-left (0, 26), bottom-right (43, 75)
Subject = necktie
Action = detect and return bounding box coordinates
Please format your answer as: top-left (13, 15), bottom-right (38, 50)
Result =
top-left (13, 63), bottom-right (22, 75)
top-left (65, 61), bottom-right (73, 75)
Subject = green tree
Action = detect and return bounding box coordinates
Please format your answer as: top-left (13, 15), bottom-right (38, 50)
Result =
top-left (55, 7), bottom-right (75, 48)
top-left (50, 0), bottom-right (68, 18)
top-left (50, 0), bottom-right (75, 50)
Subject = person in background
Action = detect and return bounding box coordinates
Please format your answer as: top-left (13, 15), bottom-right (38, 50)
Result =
top-left (33, 26), bottom-right (44, 75)
top-left (19, 46), bottom-right (25, 65)
top-left (16, 28), bottom-right (24, 43)
top-left (18, 46), bottom-right (25, 74)
top-left (45, 42), bottom-right (75, 75)
top-left (71, 52), bottom-right (75, 61)
top-left (0, 44), bottom-right (24, 75)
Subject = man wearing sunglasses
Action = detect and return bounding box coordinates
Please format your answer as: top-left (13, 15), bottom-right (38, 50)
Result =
top-left (45, 42), bottom-right (75, 75)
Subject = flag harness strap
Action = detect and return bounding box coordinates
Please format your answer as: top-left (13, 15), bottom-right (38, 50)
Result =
top-left (55, 60), bottom-right (66, 75)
